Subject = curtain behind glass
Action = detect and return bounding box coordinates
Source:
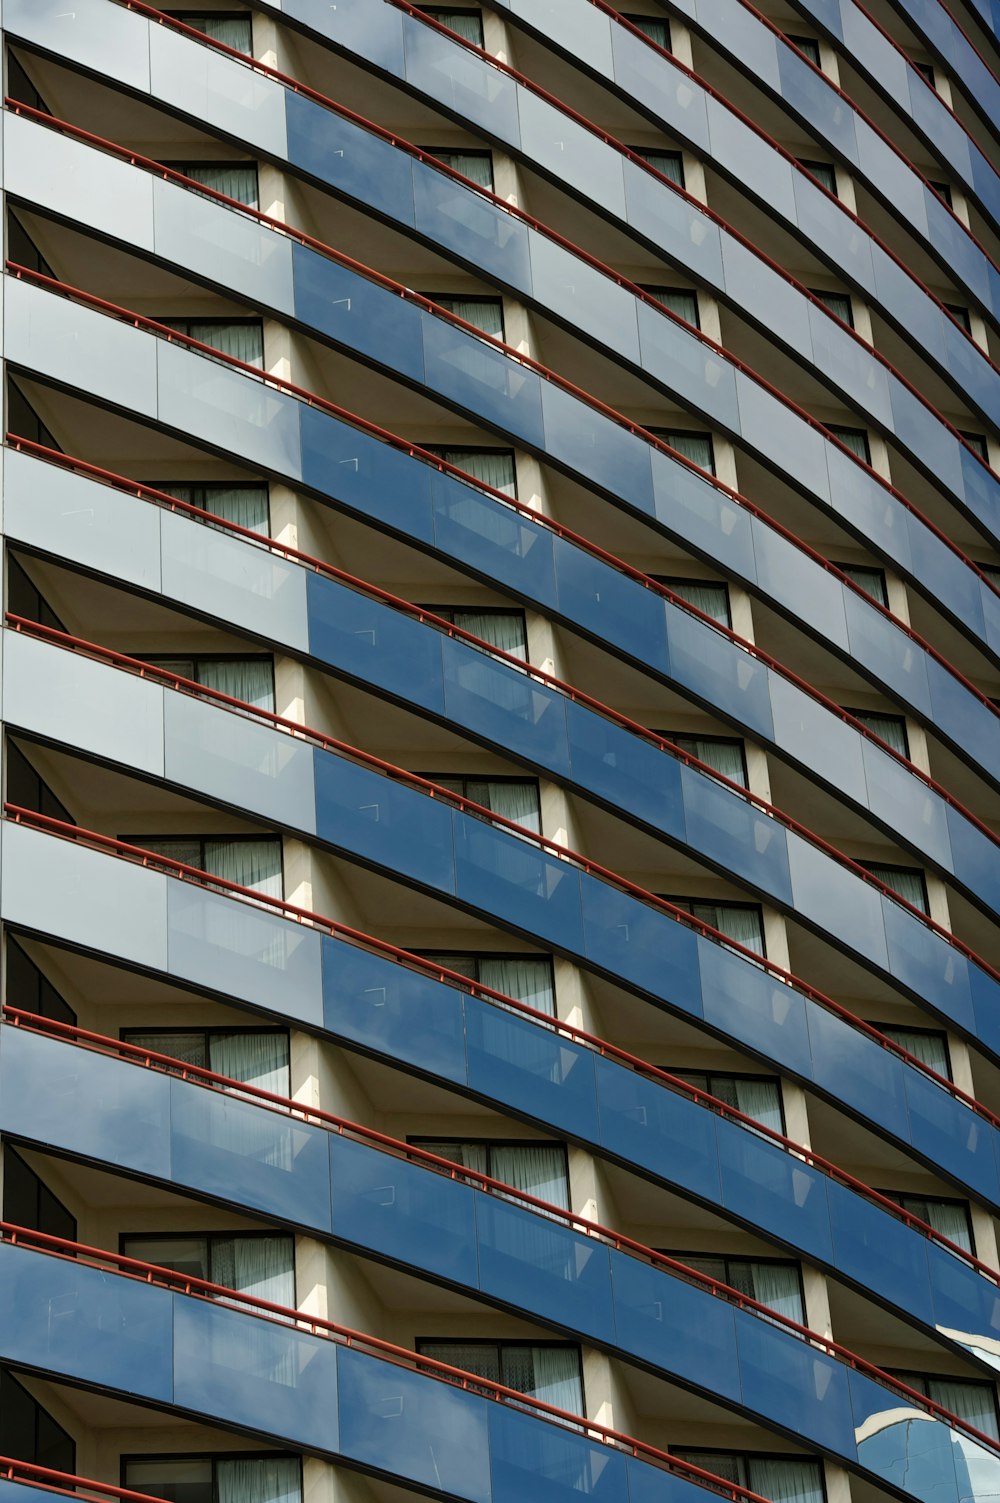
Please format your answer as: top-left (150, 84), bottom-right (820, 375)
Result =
top-left (434, 296), bottom-right (504, 336)
top-left (899, 1196), bottom-right (972, 1252)
top-left (927, 1378), bottom-right (999, 1440)
top-left (154, 483), bottom-right (270, 534)
top-left (745, 1260), bottom-right (804, 1322)
top-left (424, 9), bottom-right (485, 45)
top-left (732, 1076), bottom-right (784, 1133)
top-left (418, 1340), bottom-right (501, 1384)
top-left (209, 1030), bottom-right (290, 1094)
top-left (828, 424), bottom-right (871, 462)
top-left (626, 16), bottom-right (671, 47)
top-left (881, 1026), bottom-right (950, 1077)
top-left (467, 779), bottom-right (541, 834)
top-left (636, 149), bottom-right (684, 186)
top-left (479, 956), bottom-right (555, 1015)
top-left (416, 1139), bottom-right (490, 1177)
top-left (839, 564), bottom-right (888, 607)
top-left (451, 610), bottom-right (527, 659)
top-left (747, 1458), bottom-right (824, 1503)
top-left (216, 1458), bottom-right (300, 1503)
top-left (662, 578), bottom-right (730, 625)
top-left (205, 838), bottom-right (283, 899)
top-left (671, 735), bottom-right (746, 786)
top-left (133, 836), bottom-right (204, 870)
top-left (126, 1459), bottom-right (213, 1503)
top-left (690, 902), bottom-right (765, 956)
top-left (812, 289), bottom-right (853, 325)
top-left (430, 151), bottom-right (494, 189)
top-left (441, 448), bottom-right (516, 497)
top-left (125, 1030), bottom-right (208, 1070)
top-left (489, 1143), bottom-right (569, 1209)
top-left (850, 710), bottom-right (909, 757)
top-left (645, 286), bottom-right (698, 325)
top-left (198, 657), bottom-right (275, 711)
top-left (865, 863), bottom-right (928, 912)
top-left (184, 15), bottom-right (254, 52)
top-left (181, 162), bottom-right (259, 207)
top-left (656, 430), bottom-right (714, 471)
top-left (799, 159), bottom-right (837, 193)
top-left (122, 1235), bottom-right (209, 1281)
top-left (186, 320), bottom-right (264, 367)
top-left (675, 1454), bottom-right (745, 1487)
top-left (212, 1234), bottom-right (295, 1308)
top-left (508, 1346), bottom-right (582, 1412)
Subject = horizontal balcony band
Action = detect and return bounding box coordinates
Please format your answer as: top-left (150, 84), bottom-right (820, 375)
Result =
top-left (405, 0), bottom-right (1000, 330)
top-left (10, 438), bottom-right (998, 927)
top-left (884, 0), bottom-right (1000, 132)
top-left (16, 0), bottom-right (1000, 522)
top-left (2, 1015), bottom-right (999, 1492)
top-left (122, 0), bottom-right (1000, 546)
top-left (10, 106), bottom-right (1000, 690)
top-left (0, 1232), bottom-right (760, 1503)
top-left (9, 618), bottom-right (1000, 1115)
top-left (8, 275), bottom-right (1000, 820)
top-left (6, 814), bottom-right (1000, 1376)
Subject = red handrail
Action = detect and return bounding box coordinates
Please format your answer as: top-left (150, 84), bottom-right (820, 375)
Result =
top-left (8, 260), bottom-right (999, 743)
top-left (0, 1459), bottom-right (172, 1503)
top-left (11, 441), bottom-right (999, 859)
top-left (7, 808), bottom-right (1000, 1251)
top-left (0, 1220), bottom-right (772, 1502)
top-left (10, 612), bottom-right (998, 994)
top-left (5, 1010), bottom-right (1000, 1455)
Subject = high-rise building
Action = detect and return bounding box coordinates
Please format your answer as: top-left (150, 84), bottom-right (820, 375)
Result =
top-left (0, 2), bottom-right (997, 1502)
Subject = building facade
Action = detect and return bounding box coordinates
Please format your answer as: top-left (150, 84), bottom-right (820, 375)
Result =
top-left (0, 2), bottom-right (997, 1502)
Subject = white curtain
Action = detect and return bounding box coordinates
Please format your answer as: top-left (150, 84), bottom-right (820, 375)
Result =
top-left (746, 1260), bottom-right (804, 1323)
top-left (432, 151), bottom-right (495, 189)
top-left (690, 902), bottom-right (765, 956)
top-left (917, 1198), bottom-right (973, 1252)
top-left (853, 711), bottom-right (909, 757)
top-left (747, 1458), bottom-right (824, 1503)
top-left (441, 448), bottom-right (517, 497)
top-left (665, 579), bottom-right (730, 624)
top-left (154, 483), bottom-right (270, 534)
top-left (927, 1378), bottom-right (999, 1440)
top-left (881, 1026), bottom-right (950, 1077)
top-left (436, 296), bottom-right (504, 337)
top-left (802, 160), bottom-right (838, 194)
top-left (187, 320), bottom-right (264, 367)
top-left (183, 162), bottom-right (259, 208)
top-left (814, 290), bottom-right (853, 324)
top-left (506, 1346), bottom-right (582, 1413)
top-left (186, 15), bottom-right (254, 53)
top-left (672, 735), bottom-right (746, 786)
top-left (656, 430), bottom-right (714, 472)
top-left (205, 838), bottom-right (283, 899)
top-left (840, 564), bottom-right (888, 606)
top-left (416, 1139), bottom-right (490, 1177)
top-left (629, 17), bottom-right (671, 47)
top-left (425, 9), bottom-right (485, 44)
top-left (866, 863), bottom-right (928, 913)
top-left (209, 1030), bottom-right (290, 1094)
top-left (216, 1457), bottom-right (300, 1503)
top-left (646, 286), bottom-right (697, 324)
top-left (732, 1076), bottom-right (784, 1133)
top-left (467, 779), bottom-right (541, 833)
top-left (212, 1235), bottom-right (295, 1309)
top-left (452, 610), bottom-right (527, 659)
top-left (829, 424), bottom-right (870, 461)
top-left (198, 657), bottom-right (275, 711)
top-left (478, 956), bottom-right (555, 1015)
top-left (637, 149), bottom-right (685, 186)
top-left (489, 1143), bottom-right (569, 1209)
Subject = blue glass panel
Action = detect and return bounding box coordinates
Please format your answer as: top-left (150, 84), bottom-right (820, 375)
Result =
top-left (291, 242), bottom-right (426, 382)
top-left (636, 301), bottom-right (741, 431)
top-left (527, 228), bottom-right (641, 366)
top-left (612, 29), bottom-right (713, 150)
top-left (440, 633), bottom-right (572, 776)
top-left (401, 13), bottom-right (521, 140)
top-left (825, 1177), bottom-right (933, 1315)
top-left (749, 521), bottom-right (848, 647)
top-left (923, 659), bottom-right (1000, 786)
top-left (786, 834), bottom-right (889, 969)
top-left (735, 1305), bottom-right (854, 1452)
top-left (285, 90), bottom-right (414, 224)
top-left (626, 1458), bottom-right (725, 1503)
top-left (946, 807), bottom-right (1000, 915)
top-left (539, 382), bottom-right (654, 515)
top-left (306, 571), bottom-right (445, 714)
top-left (623, 158), bottom-right (725, 288)
top-left (903, 1067), bottom-right (1000, 1204)
top-left (476, 1195), bottom-right (616, 1340)
top-left (708, 97), bottom-right (797, 222)
top-left (718, 1121), bottom-right (834, 1263)
top-left (518, 89), bottom-right (626, 220)
top-left (666, 609), bottom-right (775, 739)
top-left (432, 470), bottom-right (558, 601)
top-left (412, 157), bottom-right (534, 289)
top-left (881, 896), bottom-right (976, 1033)
top-left (314, 749), bottom-right (457, 893)
top-left (843, 589), bottom-right (932, 717)
top-left (926, 1234), bottom-right (1000, 1362)
top-left (870, 245), bottom-right (947, 372)
top-left (721, 237), bottom-right (813, 361)
top-left (0, 1241), bottom-right (174, 1400)
top-left (565, 698), bottom-right (684, 830)
top-left (780, 48), bottom-right (859, 159)
top-left (581, 879), bottom-right (702, 1011)
top-left (322, 937), bottom-right (469, 1085)
top-left (679, 762), bottom-right (793, 903)
top-left (174, 1295), bottom-right (340, 1449)
top-left (593, 1055), bottom-right (722, 1199)
top-left (960, 445), bottom-right (1000, 551)
top-left (338, 1344), bottom-right (491, 1502)
top-left (859, 739), bottom-right (954, 872)
top-left (465, 994), bottom-right (602, 1141)
top-left (826, 447), bottom-right (912, 569)
top-left (331, 1134), bottom-right (480, 1286)
top-left (735, 376), bottom-right (832, 501)
top-left (610, 1251), bottom-right (741, 1401)
top-left (284, 0), bottom-right (405, 71)
top-left (488, 1402), bottom-right (629, 1502)
top-left (651, 455), bottom-right (757, 583)
top-left (169, 1077), bottom-right (333, 1229)
top-left (421, 311), bottom-right (546, 446)
top-left (0, 1026), bottom-right (172, 1179)
top-left (697, 939), bottom-right (813, 1077)
top-left (298, 404), bottom-right (436, 546)
top-left (454, 817), bottom-right (585, 950)
top-left (804, 1004), bottom-right (909, 1142)
top-left (849, 1368), bottom-right (964, 1503)
top-left (554, 545), bottom-right (669, 675)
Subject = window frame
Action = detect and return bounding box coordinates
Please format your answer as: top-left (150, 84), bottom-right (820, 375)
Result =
top-left (667, 1068), bottom-right (786, 1133)
top-left (118, 1227), bottom-right (297, 1303)
top-left (419, 292), bottom-right (506, 340)
top-left (866, 1021), bottom-right (952, 1078)
top-left (115, 833), bottom-right (284, 888)
top-left (418, 7), bottom-right (485, 45)
top-left (859, 860), bottom-right (929, 913)
top-left (655, 575), bottom-right (731, 626)
top-left (121, 1453), bottom-right (303, 1503)
top-left (671, 1448), bottom-right (827, 1503)
top-left (797, 158), bottom-right (838, 195)
top-left (841, 705), bottom-right (910, 758)
top-left (660, 895), bottom-right (767, 958)
top-left (640, 284), bottom-right (701, 329)
top-left (886, 1369), bottom-right (999, 1433)
top-left (877, 1190), bottom-right (975, 1253)
top-left (416, 147), bottom-right (495, 191)
top-left (658, 1248), bottom-right (805, 1315)
top-left (656, 730), bottom-right (748, 788)
top-left (414, 1335), bottom-right (585, 1406)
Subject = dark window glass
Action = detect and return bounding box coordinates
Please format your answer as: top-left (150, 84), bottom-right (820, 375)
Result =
top-left (624, 15), bottom-right (672, 48)
top-left (881, 1193), bottom-right (974, 1253)
top-left (827, 424), bottom-right (871, 463)
top-left (632, 147), bottom-right (685, 187)
top-left (7, 383), bottom-right (60, 453)
top-left (125, 1457), bottom-right (300, 1503)
top-left (810, 289), bottom-right (853, 327)
top-left (6, 937), bottom-right (76, 1024)
top-left (650, 429), bottom-right (715, 473)
top-left (946, 303), bottom-right (972, 333)
top-left (673, 1072), bottom-right (783, 1133)
top-left (170, 13), bottom-right (254, 52)
top-left (118, 836), bottom-right (283, 899)
top-left (121, 1232), bottom-right (296, 1306)
top-left (419, 149), bottom-right (494, 189)
top-left (420, 606), bottom-right (528, 659)
top-left (798, 159), bottom-right (837, 194)
top-left (860, 862), bottom-right (929, 913)
top-left (143, 655), bottom-right (275, 712)
top-left (7, 554), bottom-right (65, 633)
top-left (120, 1026), bottom-right (290, 1094)
top-left (427, 294), bottom-right (505, 338)
top-left (929, 180), bottom-right (953, 208)
top-left (420, 952), bottom-right (555, 1014)
top-left (665, 1252), bottom-right (804, 1321)
top-left (6, 743), bottom-right (74, 825)
top-left (6, 52), bottom-right (50, 113)
top-left (656, 577), bottom-right (731, 627)
top-left (842, 708), bottom-right (909, 757)
top-left (416, 1339), bottom-right (583, 1409)
top-left (411, 1138), bottom-right (570, 1208)
top-left (0, 1371), bottom-right (75, 1473)
top-left (787, 34), bottom-right (821, 64)
top-left (834, 562), bottom-right (888, 607)
top-left (912, 60), bottom-right (936, 86)
top-left (151, 481), bottom-right (270, 534)
top-left (7, 213), bottom-right (55, 280)
top-left (674, 1453), bottom-right (824, 1503)
top-left (3, 1147), bottom-right (77, 1242)
top-left (642, 286), bottom-right (700, 327)
top-left (420, 7), bottom-right (484, 44)
top-left (960, 431), bottom-right (989, 461)
top-left (159, 318), bottom-right (264, 368)
top-left (163, 161), bottom-right (259, 208)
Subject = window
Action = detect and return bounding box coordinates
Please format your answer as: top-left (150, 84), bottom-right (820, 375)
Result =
top-left (7, 383), bottom-right (59, 456)
top-left (422, 951), bottom-right (555, 1014)
top-left (674, 1452), bottom-right (824, 1503)
top-left (632, 148), bottom-right (685, 187)
top-left (659, 733), bottom-right (747, 787)
top-left (119, 835), bottom-right (284, 899)
top-left (798, 159), bottom-right (837, 195)
top-left (3, 1147), bottom-right (77, 1242)
top-left (121, 1232), bottom-right (295, 1306)
top-left (787, 34), bottom-right (821, 65)
top-left (881, 1193), bottom-right (974, 1253)
top-left (160, 318), bottom-right (264, 368)
top-left (420, 148), bottom-right (494, 190)
top-left (642, 286), bottom-right (700, 327)
top-left (171, 12), bottom-right (253, 51)
top-left (416, 1339), bottom-right (583, 1411)
top-left (120, 1025), bottom-right (290, 1094)
top-left (7, 554), bottom-right (64, 634)
top-left (873, 1025), bottom-right (950, 1077)
top-left (843, 708), bottom-right (909, 758)
top-left (420, 7), bottom-right (484, 44)
top-left (8, 212), bottom-right (55, 281)
top-left (887, 1373), bottom-right (998, 1439)
top-left (665, 898), bottom-right (766, 957)
top-left (946, 303), bottom-right (972, 334)
top-left (424, 446), bottom-right (517, 497)
top-left (411, 1138), bottom-right (569, 1207)
top-left (912, 59), bottom-right (936, 86)
top-left (624, 15), bottom-right (672, 49)
top-left (673, 1072), bottom-right (784, 1134)
top-left (6, 937), bottom-right (76, 1025)
top-left (861, 862), bottom-right (929, 913)
top-left (810, 288), bottom-right (853, 327)
top-left (422, 607), bottom-right (528, 659)
top-left (124, 1455), bottom-right (301, 1503)
top-left (834, 562), bottom-right (888, 607)
top-left (657, 577), bottom-right (731, 627)
top-left (827, 424), bottom-right (871, 463)
top-left (151, 481), bottom-right (270, 534)
top-left (0, 1371), bottom-right (75, 1473)
top-left (164, 160), bottom-right (259, 208)
top-left (665, 1253), bottom-right (804, 1322)
top-left (423, 776), bottom-right (541, 833)
top-left (929, 180), bottom-right (953, 208)
top-left (651, 430), bottom-right (715, 473)
top-left (143, 655), bottom-right (274, 712)
top-left (960, 431), bottom-right (989, 461)
top-left (427, 294), bottom-right (505, 338)
top-left (6, 743), bottom-right (74, 826)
